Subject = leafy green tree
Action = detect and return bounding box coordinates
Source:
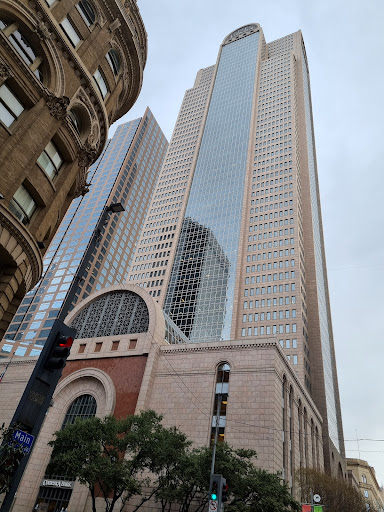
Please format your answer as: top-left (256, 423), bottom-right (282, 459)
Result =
top-left (47, 411), bottom-right (190, 512)
top-left (153, 442), bottom-right (299, 512)
top-left (0, 423), bottom-right (25, 494)
top-left (296, 467), bottom-right (367, 512)
top-left (48, 412), bottom-right (299, 512)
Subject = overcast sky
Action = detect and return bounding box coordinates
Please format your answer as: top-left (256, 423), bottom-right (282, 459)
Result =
top-left (111, 0), bottom-right (384, 484)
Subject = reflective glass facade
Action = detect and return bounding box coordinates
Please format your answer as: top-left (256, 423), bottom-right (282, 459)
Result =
top-left (0, 110), bottom-right (167, 356)
top-left (164, 32), bottom-right (260, 341)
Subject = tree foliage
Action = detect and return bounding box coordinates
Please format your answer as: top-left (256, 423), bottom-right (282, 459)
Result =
top-left (296, 467), bottom-right (368, 512)
top-left (47, 410), bottom-right (189, 512)
top-left (0, 423), bottom-right (25, 494)
top-left (48, 411), bottom-right (299, 512)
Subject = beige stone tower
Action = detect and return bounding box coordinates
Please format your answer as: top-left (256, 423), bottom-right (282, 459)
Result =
top-left (126, 24), bottom-right (345, 475)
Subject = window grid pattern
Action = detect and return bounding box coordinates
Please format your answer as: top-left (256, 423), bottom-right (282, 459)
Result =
top-left (165, 32), bottom-right (260, 342)
top-left (301, 45), bottom-right (339, 452)
top-left (2, 113), bottom-right (167, 354)
top-left (127, 66), bottom-right (215, 300)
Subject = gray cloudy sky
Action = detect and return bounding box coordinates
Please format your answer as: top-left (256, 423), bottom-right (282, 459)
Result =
top-left (112, 0), bottom-right (384, 484)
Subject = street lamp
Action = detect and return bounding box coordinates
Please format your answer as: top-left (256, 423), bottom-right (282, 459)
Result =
top-left (58, 202), bottom-right (125, 321)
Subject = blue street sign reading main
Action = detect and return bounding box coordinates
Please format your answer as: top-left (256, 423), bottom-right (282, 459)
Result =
top-left (12, 429), bottom-right (35, 454)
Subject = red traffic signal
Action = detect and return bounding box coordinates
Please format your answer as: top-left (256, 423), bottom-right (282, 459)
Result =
top-left (44, 333), bottom-right (74, 370)
top-left (222, 483), bottom-right (228, 502)
top-left (58, 335), bottom-right (73, 348)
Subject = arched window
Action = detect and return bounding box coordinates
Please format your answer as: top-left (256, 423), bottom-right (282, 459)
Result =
top-left (93, 68), bottom-right (108, 98)
top-left (35, 394), bottom-right (97, 512)
top-left (282, 377), bottom-right (287, 480)
top-left (62, 394), bottom-right (97, 427)
top-left (211, 363), bottom-right (230, 446)
top-left (298, 401), bottom-right (303, 468)
top-left (289, 386), bottom-right (294, 486)
top-left (303, 407), bottom-right (308, 466)
top-left (362, 474), bottom-right (367, 484)
top-left (76, 0), bottom-right (96, 27)
top-left (311, 418), bottom-right (315, 466)
top-left (0, 19), bottom-right (43, 81)
top-left (315, 425), bottom-right (320, 468)
top-left (68, 108), bottom-right (82, 134)
top-left (106, 49), bottom-right (121, 76)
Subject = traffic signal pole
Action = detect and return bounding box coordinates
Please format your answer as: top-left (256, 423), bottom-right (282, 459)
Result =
top-left (209, 393), bottom-right (222, 495)
top-left (0, 320), bottom-right (76, 512)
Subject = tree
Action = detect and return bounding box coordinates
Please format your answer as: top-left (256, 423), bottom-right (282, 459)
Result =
top-left (153, 442), bottom-right (299, 512)
top-left (47, 411), bottom-right (190, 512)
top-left (0, 423), bottom-right (25, 495)
top-left (48, 412), bottom-right (299, 512)
top-left (296, 467), bottom-right (367, 512)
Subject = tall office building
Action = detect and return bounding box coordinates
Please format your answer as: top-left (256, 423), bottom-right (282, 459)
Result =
top-left (1, 108), bottom-right (167, 357)
top-left (128, 24), bottom-right (344, 471)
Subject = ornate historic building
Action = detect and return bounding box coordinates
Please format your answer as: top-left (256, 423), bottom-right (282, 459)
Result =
top-left (0, 0), bottom-right (147, 339)
top-left (347, 459), bottom-right (384, 512)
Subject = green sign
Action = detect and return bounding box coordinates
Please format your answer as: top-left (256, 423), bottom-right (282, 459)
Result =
top-left (313, 506), bottom-right (323, 512)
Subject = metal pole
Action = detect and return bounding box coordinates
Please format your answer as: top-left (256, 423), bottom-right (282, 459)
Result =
top-left (209, 392), bottom-right (222, 495)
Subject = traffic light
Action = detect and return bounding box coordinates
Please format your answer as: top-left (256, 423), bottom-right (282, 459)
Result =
top-left (44, 325), bottom-right (74, 370)
top-left (211, 480), bottom-right (218, 500)
top-left (222, 483), bottom-right (228, 502)
top-left (210, 474), bottom-right (226, 506)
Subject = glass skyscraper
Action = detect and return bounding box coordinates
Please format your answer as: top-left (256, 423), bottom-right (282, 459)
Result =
top-left (127, 25), bottom-right (345, 471)
top-left (1, 108), bottom-right (167, 357)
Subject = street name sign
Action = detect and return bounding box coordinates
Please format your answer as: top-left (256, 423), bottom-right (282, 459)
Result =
top-left (12, 429), bottom-right (35, 454)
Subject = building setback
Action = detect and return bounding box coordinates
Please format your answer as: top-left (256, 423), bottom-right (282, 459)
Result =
top-left (127, 24), bottom-right (345, 474)
top-left (0, 109), bottom-right (167, 356)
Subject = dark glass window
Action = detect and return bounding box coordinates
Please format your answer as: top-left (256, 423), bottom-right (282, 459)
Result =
top-left (0, 19), bottom-right (43, 80)
top-left (76, 0), bottom-right (96, 26)
top-left (68, 109), bottom-right (82, 134)
top-left (211, 363), bottom-right (230, 445)
top-left (0, 83), bottom-right (24, 127)
top-left (106, 49), bottom-right (120, 75)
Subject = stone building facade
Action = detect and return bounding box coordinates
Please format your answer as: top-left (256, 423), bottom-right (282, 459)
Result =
top-left (0, 0), bottom-right (146, 338)
top-left (0, 285), bottom-right (323, 511)
top-left (347, 459), bottom-right (384, 512)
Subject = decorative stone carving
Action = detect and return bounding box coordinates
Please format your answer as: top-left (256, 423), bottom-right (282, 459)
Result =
top-left (35, 21), bottom-right (51, 40)
top-left (109, 19), bottom-right (121, 32)
top-left (78, 142), bottom-right (97, 168)
top-left (87, 122), bottom-right (100, 147)
top-left (77, 89), bottom-right (96, 119)
top-left (46, 94), bottom-right (70, 120)
top-left (0, 58), bottom-right (13, 84)
top-left (69, 291), bottom-right (150, 338)
top-left (72, 169), bottom-right (90, 197)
